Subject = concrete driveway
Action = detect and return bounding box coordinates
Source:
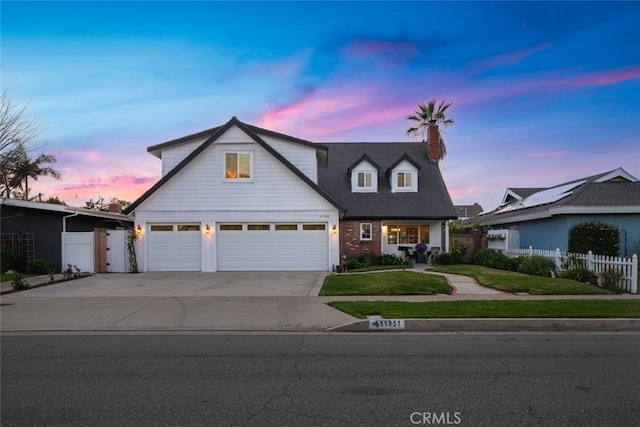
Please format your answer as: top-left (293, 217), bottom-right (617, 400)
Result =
top-left (4, 271), bottom-right (328, 298)
top-left (0, 271), bottom-right (359, 332)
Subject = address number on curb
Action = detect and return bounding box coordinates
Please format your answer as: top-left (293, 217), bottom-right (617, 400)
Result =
top-left (369, 319), bottom-right (405, 330)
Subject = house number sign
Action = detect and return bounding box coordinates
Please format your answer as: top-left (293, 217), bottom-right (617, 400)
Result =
top-left (368, 319), bottom-right (405, 330)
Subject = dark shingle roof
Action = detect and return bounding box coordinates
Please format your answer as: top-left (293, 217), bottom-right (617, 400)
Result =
top-left (318, 143), bottom-right (457, 219)
top-left (475, 167), bottom-right (640, 225)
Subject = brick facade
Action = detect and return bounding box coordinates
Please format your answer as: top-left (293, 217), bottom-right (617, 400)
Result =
top-left (339, 220), bottom-right (382, 258)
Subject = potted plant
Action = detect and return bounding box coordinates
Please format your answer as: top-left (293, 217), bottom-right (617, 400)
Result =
top-left (415, 242), bottom-right (429, 263)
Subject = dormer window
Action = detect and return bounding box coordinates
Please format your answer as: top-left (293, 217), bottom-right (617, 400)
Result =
top-left (357, 172), bottom-right (373, 189)
top-left (349, 155), bottom-right (379, 193)
top-left (397, 172), bottom-right (413, 188)
top-left (388, 154), bottom-right (420, 193)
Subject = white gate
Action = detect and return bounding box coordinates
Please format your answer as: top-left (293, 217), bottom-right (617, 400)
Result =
top-left (61, 232), bottom-right (94, 273)
top-left (106, 229), bottom-right (127, 273)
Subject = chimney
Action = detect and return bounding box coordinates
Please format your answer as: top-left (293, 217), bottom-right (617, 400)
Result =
top-left (427, 120), bottom-right (440, 163)
top-left (108, 203), bottom-right (122, 214)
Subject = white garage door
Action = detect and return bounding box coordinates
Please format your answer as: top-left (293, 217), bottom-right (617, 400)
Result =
top-left (148, 224), bottom-right (202, 271)
top-left (217, 223), bottom-right (328, 271)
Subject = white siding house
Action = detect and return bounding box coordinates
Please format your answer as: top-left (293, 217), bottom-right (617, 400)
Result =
top-left (127, 117), bottom-right (342, 272)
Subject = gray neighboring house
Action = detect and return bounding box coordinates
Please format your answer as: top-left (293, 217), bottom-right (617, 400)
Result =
top-left (473, 168), bottom-right (640, 257)
top-left (0, 198), bottom-right (133, 272)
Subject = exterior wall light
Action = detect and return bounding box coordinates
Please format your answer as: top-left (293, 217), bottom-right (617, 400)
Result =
top-left (332, 225), bottom-right (338, 234)
top-left (205, 224), bottom-right (211, 234)
top-left (136, 225), bottom-right (142, 234)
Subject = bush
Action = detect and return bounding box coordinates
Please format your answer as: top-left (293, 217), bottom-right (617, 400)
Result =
top-left (568, 221), bottom-right (620, 256)
top-left (485, 253), bottom-right (513, 271)
top-left (433, 252), bottom-right (463, 265)
top-left (473, 249), bottom-right (498, 266)
top-left (517, 255), bottom-right (557, 277)
top-left (509, 256), bottom-right (527, 272)
top-left (560, 267), bottom-right (598, 284)
top-left (345, 253), bottom-right (409, 270)
top-left (1, 250), bottom-right (26, 273)
top-left (26, 258), bottom-right (51, 275)
top-left (599, 268), bottom-right (625, 293)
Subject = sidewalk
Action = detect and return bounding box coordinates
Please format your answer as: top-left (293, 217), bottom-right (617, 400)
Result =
top-left (1, 268), bottom-right (638, 333)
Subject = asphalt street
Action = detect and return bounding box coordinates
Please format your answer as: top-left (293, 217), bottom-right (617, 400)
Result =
top-left (2, 332), bottom-right (639, 426)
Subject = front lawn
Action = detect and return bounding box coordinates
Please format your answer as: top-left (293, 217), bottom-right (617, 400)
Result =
top-left (431, 265), bottom-right (613, 295)
top-left (320, 271), bottom-right (452, 296)
top-left (328, 299), bottom-right (640, 319)
top-left (1, 273), bottom-right (37, 283)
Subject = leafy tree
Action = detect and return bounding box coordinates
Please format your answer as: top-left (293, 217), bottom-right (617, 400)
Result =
top-left (45, 196), bottom-right (66, 205)
top-left (85, 197), bottom-right (130, 212)
top-left (406, 98), bottom-right (455, 161)
top-left (0, 88), bottom-right (60, 200)
top-left (568, 221), bottom-right (620, 256)
top-left (9, 146), bottom-right (61, 200)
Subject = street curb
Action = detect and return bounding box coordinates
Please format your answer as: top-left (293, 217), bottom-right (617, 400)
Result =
top-left (327, 318), bottom-right (640, 332)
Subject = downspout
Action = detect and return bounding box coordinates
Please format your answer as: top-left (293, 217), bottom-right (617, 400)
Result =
top-left (62, 211), bottom-right (79, 268)
top-left (62, 211), bottom-right (79, 232)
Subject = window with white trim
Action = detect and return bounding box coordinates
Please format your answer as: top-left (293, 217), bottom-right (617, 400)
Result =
top-left (224, 152), bottom-right (252, 180)
top-left (360, 223), bottom-right (372, 240)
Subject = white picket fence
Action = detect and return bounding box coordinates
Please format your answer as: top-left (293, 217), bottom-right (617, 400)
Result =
top-left (506, 247), bottom-right (638, 294)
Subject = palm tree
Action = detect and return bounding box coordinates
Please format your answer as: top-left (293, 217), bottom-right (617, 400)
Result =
top-left (9, 148), bottom-right (61, 200)
top-left (406, 98), bottom-right (455, 161)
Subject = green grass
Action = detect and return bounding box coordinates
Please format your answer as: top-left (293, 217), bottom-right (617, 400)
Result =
top-left (1, 273), bottom-right (37, 283)
top-left (320, 271), bottom-right (452, 296)
top-left (328, 299), bottom-right (640, 319)
top-left (431, 265), bottom-right (613, 295)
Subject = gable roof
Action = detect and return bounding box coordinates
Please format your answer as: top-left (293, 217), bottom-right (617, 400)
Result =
top-left (385, 153), bottom-right (422, 176)
top-left (475, 167), bottom-right (640, 225)
top-left (125, 117), bottom-right (343, 214)
top-left (347, 154), bottom-right (381, 176)
top-left (318, 142), bottom-right (457, 219)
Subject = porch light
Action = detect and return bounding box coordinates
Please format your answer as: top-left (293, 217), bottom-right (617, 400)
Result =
top-left (205, 224), bottom-right (211, 234)
top-left (136, 225), bottom-right (142, 234)
top-left (332, 225), bottom-right (338, 234)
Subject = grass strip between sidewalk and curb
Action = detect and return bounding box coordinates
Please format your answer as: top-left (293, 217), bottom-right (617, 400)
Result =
top-left (320, 271), bottom-right (452, 296)
top-left (431, 265), bottom-right (615, 295)
top-left (327, 299), bottom-right (640, 319)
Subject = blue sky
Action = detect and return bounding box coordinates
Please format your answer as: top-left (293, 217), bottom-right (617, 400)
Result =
top-left (2, 1), bottom-right (639, 210)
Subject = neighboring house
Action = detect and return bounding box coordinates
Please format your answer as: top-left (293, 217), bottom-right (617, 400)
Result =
top-left (473, 168), bottom-right (640, 257)
top-left (0, 198), bottom-right (133, 272)
top-left (454, 203), bottom-right (484, 220)
top-left (125, 117), bottom-right (457, 272)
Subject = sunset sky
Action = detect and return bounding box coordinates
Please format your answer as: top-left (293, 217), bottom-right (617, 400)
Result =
top-left (2, 1), bottom-right (639, 212)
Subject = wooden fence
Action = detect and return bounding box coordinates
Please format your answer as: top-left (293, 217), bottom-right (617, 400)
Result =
top-left (506, 247), bottom-right (638, 294)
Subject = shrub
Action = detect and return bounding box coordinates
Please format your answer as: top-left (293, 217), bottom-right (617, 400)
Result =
top-left (1, 250), bottom-right (26, 273)
top-left (26, 258), bottom-right (51, 275)
top-left (485, 253), bottom-right (513, 271)
top-left (517, 255), bottom-right (557, 277)
top-left (378, 253), bottom-right (409, 266)
top-left (568, 221), bottom-right (620, 256)
top-left (560, 267), bottom-right (598, 284)
top-left (473, 248), bottom-right (498, 266)
top-left (509, 256), bottom-right (527, 272)
top-left (433, 252), bottom-right (463, 265)
top-left (599, 268), bottom-right (625, 293)
top-left (11, 272), bottom-right (29, 290)
top-left (450, 240), bottom-right (469, 257)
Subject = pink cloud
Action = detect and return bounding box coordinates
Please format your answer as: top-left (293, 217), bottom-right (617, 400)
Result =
top-left (549, 65), bottom-right (640, 88)
top-left (341, 39), bottom-right (420, 65)
top-left (477, 42), bottom-right (554, 69)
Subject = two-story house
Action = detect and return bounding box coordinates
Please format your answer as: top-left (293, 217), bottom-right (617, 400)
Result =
top-left (125, 117), bottom-right (457, 271)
